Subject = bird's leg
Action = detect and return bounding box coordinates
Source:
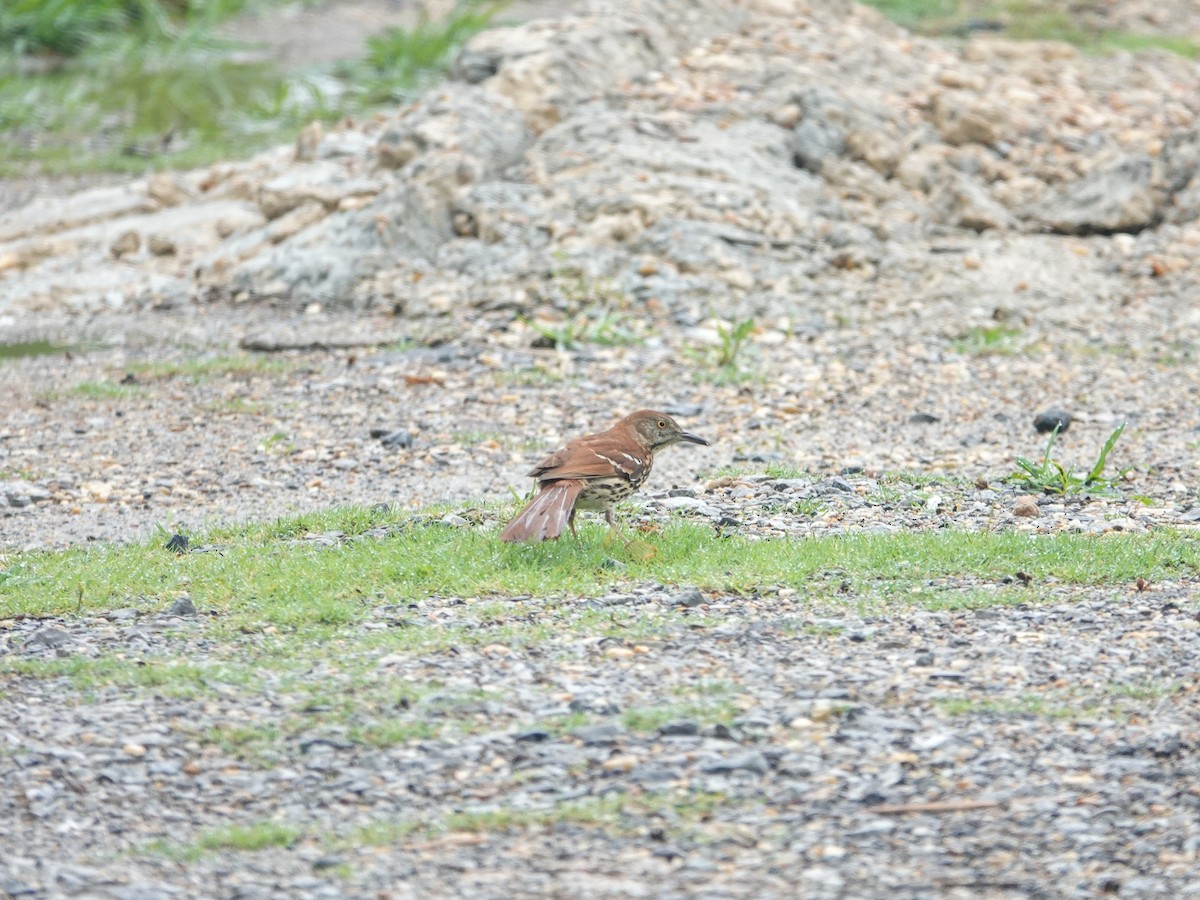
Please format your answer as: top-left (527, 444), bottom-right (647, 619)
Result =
top-left (604, 507), bottom-right (633, 547)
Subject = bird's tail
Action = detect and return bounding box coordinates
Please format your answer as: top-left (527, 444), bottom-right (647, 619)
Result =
top-left (499, 480), bottom-right (584, 543)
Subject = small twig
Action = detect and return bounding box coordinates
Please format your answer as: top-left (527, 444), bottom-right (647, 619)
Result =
top-left (869, 799), bottom-right (1003, 815)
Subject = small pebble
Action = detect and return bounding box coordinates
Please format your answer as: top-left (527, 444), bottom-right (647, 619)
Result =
top-left (1033, 409), bottom-right (1072, 433)
top-left (1013, 495), bottom-right (1040, 517)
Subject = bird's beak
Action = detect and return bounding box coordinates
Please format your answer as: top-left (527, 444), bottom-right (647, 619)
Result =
top-left (678, 431), bottom-right (710, 446)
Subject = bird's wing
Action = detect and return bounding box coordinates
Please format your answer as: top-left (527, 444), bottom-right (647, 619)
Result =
top-left (527, 435), bottom-right (649, 482)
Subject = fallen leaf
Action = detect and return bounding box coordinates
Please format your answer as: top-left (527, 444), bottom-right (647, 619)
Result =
top-left (625, 540), bottom-right (657, 561)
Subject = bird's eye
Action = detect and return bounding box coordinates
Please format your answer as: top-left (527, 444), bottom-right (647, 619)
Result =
top-left (657, 420), bottom-right (666, 428)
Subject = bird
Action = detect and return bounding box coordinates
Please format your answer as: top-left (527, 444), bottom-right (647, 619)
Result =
top-left (500, 409), bottom-right (710, 545)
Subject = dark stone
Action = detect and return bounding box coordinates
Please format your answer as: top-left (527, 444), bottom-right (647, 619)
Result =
top-left (165, 595), bottom-right (196, 617)
top-left (452, 47), bottom-right (504, 83)
top-left (909, 412), bottom-right (940, 424)
top-left (299, 737), bottom-right (355, 753)
top-left (515, 730), bottom-right (552, 743)
top-left (701, 750), bottom-right (769, 775)
top-left (1033, 409), bottom-right (1072, 433)
top-left (164, 533), bottom-right (188, 554)
top-left (672, 587), bottom-right (707, 608)
top-left (571, 723), bottom-right (624, 746)
top-left (814, 477), bottom-right (855, 495)
top-left (659, 720), bottom-right (701, 737)
top-left (703, 723), bottom-right (738, 741)
top-left (380, 429), bottom-right (414, 449)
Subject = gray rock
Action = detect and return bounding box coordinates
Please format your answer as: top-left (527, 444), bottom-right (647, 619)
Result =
top-left (572, 723), bottom-right (624, 746)
top-left (930, 173), bottom-right (1015, 232)
top-left (932, 91), bottom-right (1000, 146)
top-left (256, 164), bottom-right (382, 220)
top-left (380, 429), bottom-right (414, 449)
top-left (701, 750), bottom-right (770, 776)
top-left (231, 185), bottom-right (441, 306)
top-left (671, 587), bottom-right (707, 608)
top-left (1036, 154), bottom-right (1163, 235)
top-left (789, 87), bottom-right (902, 177)
top-left (24, 627), bottom-right (71, 650)
top-left (374, 85), bottom-right (532, 175)
top-left (659, 496), bottom-right (705, 511)
top-left (165, 595), bottom-right (196, 617)
top-left (789, 89), bottom-right (847, 174)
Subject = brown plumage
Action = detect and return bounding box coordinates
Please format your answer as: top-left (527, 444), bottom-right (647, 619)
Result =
top-left (500, 409), bottom-right (709, 544)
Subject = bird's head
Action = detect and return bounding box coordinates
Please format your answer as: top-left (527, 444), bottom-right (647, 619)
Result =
top-left (624, 409), bottom-right (710, 451)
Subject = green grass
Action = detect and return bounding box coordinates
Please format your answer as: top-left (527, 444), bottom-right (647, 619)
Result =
top-left (1095, 31), bottom-right (1200, 59)
top-left (146, 819), bottom-right (301, 861)
top-left (200, 397), bottom-right (269, 415)
top-left (0, 0), bottom-right (255, 56)
top-left (358, 1), bottom-right (506, 103)
top-left (491, 367), bottom-right (573, 387)
top-left (521, 308), bottom-right (643, 351)
top-left (36, 355), bottom-right (288, 404)
top-left (127, 354), bottom-right (293, 382)
top-left (702, 463), bottom-right (807, 480)
top-left (145, 789), bottom-right (733, 863)
top-left (0, 0), bottom-right (503, 176)
top-left (951, 325), bottom-right (1022, 356)
top-left (1107, 679), bottom-right (1181, 702)
top-left (327, 789), bottom-right (736, 855)
top-left (0, 340), bottom-right (77, 362)
top-left (59, 380), bottom-right (143, 401)
top-left (934, 694), bottom-right (1087, 719)
top-left (622, 700), bottom-right (739, 733)
top-left (715, 318), bottom-right (755, 369)
top-left (682, 319), bottom-right (760, 386)
top-left (934, 678), bottom-right (1184, 722)
top-left (0, 655), bottom-right (261, 698)
top-left (862, 0), bottom-right (1200, 57)
top-left (1008, 424), bottom-right (1132, 497)
top-left (4, 505), bottom-right (1194, 747)
top-left (1, 506), bottom-right (1196, 622)
top-left (443, 797), bottom-right (630, 834)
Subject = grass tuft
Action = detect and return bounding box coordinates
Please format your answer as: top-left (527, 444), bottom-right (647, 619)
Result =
top-left (952, 325), bottom-right (1022, 355)
top-left (361, 1), bottom-right (505, 100)
top-left (1008, 424), bottom-right (1131, 496)
top-left (146, 820), bottom-right (301, 861)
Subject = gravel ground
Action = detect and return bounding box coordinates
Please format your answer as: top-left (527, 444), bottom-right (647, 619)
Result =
top-left (1, 293), bottom-right (1197, 550)
top-left (3, 585), bottom-right (1199, 898)
top-left (5, 0), bottom-right (1200, 896)
top-left (4, 297), bottom-right (1200, 898)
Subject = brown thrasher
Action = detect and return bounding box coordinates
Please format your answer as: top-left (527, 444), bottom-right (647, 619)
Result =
top-left (500, 409), bottom-right (710, 544)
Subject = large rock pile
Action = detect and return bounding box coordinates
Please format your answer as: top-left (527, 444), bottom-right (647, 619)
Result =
top-left (1, 0), bottom-right (1198, 337)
